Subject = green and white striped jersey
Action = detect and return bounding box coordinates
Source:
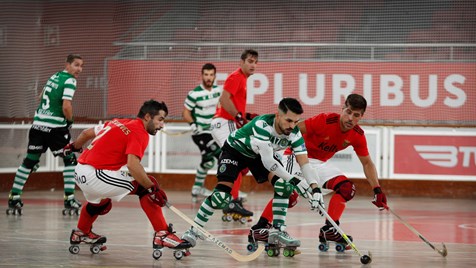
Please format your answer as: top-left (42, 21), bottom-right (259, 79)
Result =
top-left (227, 114), bottom-right (307, 158)
top-left (33, 70), bottom-right (77, 128)
top-left (184, 84), bottom-right (222, 133)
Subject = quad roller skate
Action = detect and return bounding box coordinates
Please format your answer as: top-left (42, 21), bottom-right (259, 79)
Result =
top-left (246, 225), bottom-right (272, 252)
top-left (6, 193), bottom-right (23, 216)
top-left (318, 223), bottom-right (353, 252)
top-left (68, 229), bottom-right (107, 254)
top-left (152, 224), bottom-right (192, 260)
top-left (191, 186), bottom-right (213, 203)
top-left (63, 194), bottom-right (82, 216)
top-left (266, 225), bottom-right (301, 257)
top-left (221, 198), bottom-right (253, 224)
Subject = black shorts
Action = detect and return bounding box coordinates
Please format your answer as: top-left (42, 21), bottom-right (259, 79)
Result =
top-left (217, 142), bottom-right (273, 184)
top-left (27, 125), bottom-right (71, 156)
top-left (191, 133), bottom-right (220, 156)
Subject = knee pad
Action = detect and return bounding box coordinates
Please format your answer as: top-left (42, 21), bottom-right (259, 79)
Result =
top-left (335, 180), bottom-right (356, 202)
top-left (22, 157), bottom-right (40, 170)
top-left (288, 190), bottom-right (299, 208)
top-left (86, 198), bottom-right (112, 216)
top-left (63, 153), bottom-right (78, 166)
top-left (208, 191), bottom-right (231, 209)
top-left (273, 178), bottom-right (294, 198)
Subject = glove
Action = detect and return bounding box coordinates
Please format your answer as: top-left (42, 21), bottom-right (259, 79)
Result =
top-left (234, 112), bottom-right (247, 128)
top-left (309, 187), bottom-right (325, 215)
top-left (289, 177), bottom-right (310, 199)
top-left (245, 112), bottom-right (259, 121)
top-left (66, 119), bottom-right (73, 130)
top-left (147, 175), bottom-right (168, 207)
top-left (189, 122), bottom-right (200, 135)
top-left (63, 142), bottom-right (83, 156)
top-left (372, 186), bottom-right (387, 210)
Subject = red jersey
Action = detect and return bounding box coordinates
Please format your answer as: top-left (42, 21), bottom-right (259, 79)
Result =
top-left (285, 113), bottom-right (369, 161)
top-left (78, 118), bottom-right (149, 170)
top-left (215, 68), bottom-right (247, 120)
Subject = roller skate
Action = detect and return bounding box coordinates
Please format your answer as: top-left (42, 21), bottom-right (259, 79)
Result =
top-left (68, 228), bottom-right (107, 254)
top-left (246, 222), bottom-right (272, 252)
top-left (221, 198), bottom-right (253, 224)
top-left (181, 226), bottom-right (204, 248)
top-left (152, 223), bottom-right (192, 260)
top-left (191, 186), bottom-right (213, 203)
top-left (6, 192), bottom-right (23, 216)
top-left (62, 194), bottom-right (82, 216)
top-left (266, 225), bottom-right (301, 257)
top-left (318, 222), bottom-right (353, 252)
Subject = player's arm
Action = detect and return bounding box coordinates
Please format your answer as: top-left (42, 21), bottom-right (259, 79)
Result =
top-left (295, 153), bottom-right (319, 189)
top-left (219, 90), bottom-right (239, 117)
top-left (127, 154), bottom-right (154, 189)
top-left (62, 99), bottom-right (73, 122)
top-left (358, 155), bottom-right (380, 188)
top-left (297, 121), bottom-right (307, 134)
top-left (182, 107), bottom-right (194, 124)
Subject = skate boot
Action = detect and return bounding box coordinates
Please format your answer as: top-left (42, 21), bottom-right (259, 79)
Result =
top-left (267, 225), bottom-right (301, 257)
top-left (152, 223), bottom-right (192, 260)
top-left (191, 186), bottom-right (213, 203)
top-left (318, 222), bottom-right (353, 252)
top-left (246, 222), bottom-right (272, 252)
top-left (6, 192), bottom-right (23, 216)
top-left (69, 228), bottom-right (107, 254)
top-left (63, 194), bottom-right (82, 216)
top-left (221, 198), bottom-right (253, 224)
top-left (181, 226), bottom-right (204, 248)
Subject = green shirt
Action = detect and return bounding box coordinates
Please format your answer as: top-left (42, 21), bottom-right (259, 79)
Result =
top-left (184, 84), bottom-right (222, 133)
top-left (33, 70), bottom-right (77, 128)
top-left (227, 114), bottom-right (307, 158)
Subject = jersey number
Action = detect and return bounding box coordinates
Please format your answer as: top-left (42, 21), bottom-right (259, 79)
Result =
top-left (41, 86), bottom-right (52, 110)
top-left (87, 126), bottom-right (112, 150)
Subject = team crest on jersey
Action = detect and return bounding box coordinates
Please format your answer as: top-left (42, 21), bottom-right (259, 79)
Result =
top-left (342, 140), bottom-right (350, 148)
top-left (219, 164), bottom-right (226, 173)
top-left (279, 139), bottom-right (288, 147)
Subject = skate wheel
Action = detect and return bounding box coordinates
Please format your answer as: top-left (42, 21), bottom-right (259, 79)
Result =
top-left (6, 209), bottom-right (11, 215)
top-left (62, 209), bottom-right (67, 216)
top-left (221, 215), bottom-right (227, 222)
top-left (90, 245), bottom-right (101, 254)
top-left (246, 243), bottom-right (257, 252)
top-left (283, 249), bottom-right (295, 257)
top-left (152, 249), bottom-right (163, 260)
top-left (17, 209), bottom-right (22, 215)
top-left (239, 217), bottom-right (247, 224)
top-left (173, 250), bottom-right (184, 260)
top-left (69, 245), bottom-right (80, 254)
top-left (69, 210), bottom-right (76, 216)
top-left (266, 249), bottom-right (275, 257)
top-left (335, 243), bottom-right (345, 252)
top-left (318, 243), bottom-right (329, 252)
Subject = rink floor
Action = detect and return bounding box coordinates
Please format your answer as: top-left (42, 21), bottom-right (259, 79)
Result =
top-left (0, 190), bottom-right (475, 268)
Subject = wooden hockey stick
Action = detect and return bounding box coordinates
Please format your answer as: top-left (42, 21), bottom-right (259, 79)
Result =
top-left (386, 206), bottom-right (447, 257)
top-left (166, 201), bottom-right (265, 262)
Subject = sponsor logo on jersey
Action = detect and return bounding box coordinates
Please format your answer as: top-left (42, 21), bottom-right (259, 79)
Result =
top-left (220, 158), bottom-right (238, 166)
top-left (342, 140), bottom-right (350, 148)
top-left (28, 145), bottom-right (43, 150)
top-left (317, 141), bottom-right (338, 153)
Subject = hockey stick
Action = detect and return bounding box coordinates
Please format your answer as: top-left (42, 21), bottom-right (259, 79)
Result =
top-left (316, 204), bottom-right (372, 264)
top-left (385, 206), bottom-right (447, 257)
top-left (165, 201), bottom-right (265, 262)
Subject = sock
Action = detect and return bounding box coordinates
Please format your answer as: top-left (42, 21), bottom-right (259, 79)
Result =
top-left (63, 164), bottom-right (76, 195)
top-left (272, 195), bottom-right (289, 228)
top-left (11, 164), bottom-right (32, 195)
top-left (328, 193), bottom-right (346, 222)
top-left (193, 166), bottom-right (207, 188)
top-left (77, 203), bottom-right (99, 233)
top-left (194, 196), bottom-right (216, 227)
top-left (231, 172), bottom-right (243, 199)
top-left (140, 196), bottom-right (168, 231)
top-left (252, 216), bottom-right (271, 230)
top-left (260, 198), bottom-right (274, 224)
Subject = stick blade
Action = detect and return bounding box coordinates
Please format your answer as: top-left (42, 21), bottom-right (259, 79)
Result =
top-left (439, 243), bottom-right (448, 257)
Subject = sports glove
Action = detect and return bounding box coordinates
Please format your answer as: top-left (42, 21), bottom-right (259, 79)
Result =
top-left (372, 186), bottom-right (387, 210)
top-left (245, 112), bottom-right (259, 121)
top-left (63, 142), bottom-right (83, 156)
top-left (189, 122), bottom-right (200, 135)
top-left (66, 119), bottom-right (74, 130)
top-left (309, 187), bottom-right (325, 215)
top-left (234, 112), bottom-right (247, 129)
top-left (289, 177), bottom-right (310, 199)
top-left (147, 175), bottom-right (168, 207)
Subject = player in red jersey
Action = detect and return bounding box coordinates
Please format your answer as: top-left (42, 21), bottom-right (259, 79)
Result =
top-left (210, 49), bottom-right (258, 221)
top-left (65, 100), bottom-right (191, 256)
top-left (249, 94), bottom-right (387, 249)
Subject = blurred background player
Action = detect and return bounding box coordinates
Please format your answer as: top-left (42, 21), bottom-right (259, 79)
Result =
top-left (210, 49), bottom-right (259, 220)
top-left (251, 93), bottom-right (387, 249)
top-left (66, 100), bottom-right (191, 253)
top-left (183, 63), bottom-right (222, 202)
top-left (182, 98), bottom-right (324, 255)
top-left (6, 54), bottom-right (84, 216)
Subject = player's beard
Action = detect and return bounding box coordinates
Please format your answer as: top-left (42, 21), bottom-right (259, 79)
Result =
top-left (146, 120), bottom-right (160, 135)
top-left (203, 79), bottom-right (214, 89)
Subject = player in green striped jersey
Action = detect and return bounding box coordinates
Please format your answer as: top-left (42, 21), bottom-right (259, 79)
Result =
top-left (183, 63), bottom-right (222, 202)
top-left (6, 54), bottom-right (84, 216)
top-left (182, 98), bottom-right (325, 251)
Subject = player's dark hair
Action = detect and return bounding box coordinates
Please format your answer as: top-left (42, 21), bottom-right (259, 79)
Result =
top-left (241, 49), bottom-right (258, 61)
top-left (202, 63), bottom-right (216, 74)
top-left (137, 99), bottom-right (168, 118)
top-left (66, 54), bottom-right (82, 64)
top-left (278, 98), bottom-right (303, 115)
top-left (345, 94), bottom-right (367, 113)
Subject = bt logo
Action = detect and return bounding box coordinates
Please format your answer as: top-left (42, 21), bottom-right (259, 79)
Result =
top-left (414, 145), bottom-right (476, 168)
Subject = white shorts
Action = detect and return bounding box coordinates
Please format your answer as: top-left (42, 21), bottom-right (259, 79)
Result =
top-left (210, 117), bottom-right (237, 147)
top-left (75, 163), bottom-right (135, 204)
